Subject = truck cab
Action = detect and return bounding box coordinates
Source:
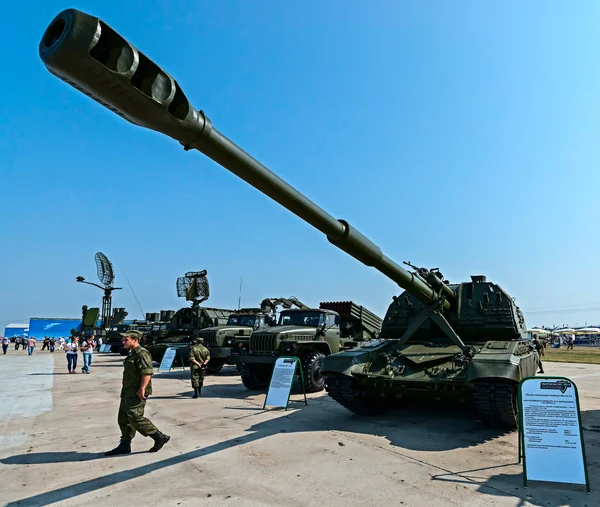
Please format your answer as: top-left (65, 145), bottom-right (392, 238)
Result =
top-left (196, 309), bottom-right (268, 373)
top-left (239, 301), bottom-right (382, 393)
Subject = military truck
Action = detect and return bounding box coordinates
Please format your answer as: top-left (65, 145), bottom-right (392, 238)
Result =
top-left (197, 296), bottom-right (309, 373)
top-left (39, 10), bottom-right (540, 429)
top-left (106, 312), bottom-right (172, 354)
top-left (147, 306), bottom-right (235, 364)
top-left (196, 308), bottom-right (266, 373)
top-left (126, 269), bottom-right (234, 364)
top-left (239, 301), bottom-right (382, 392)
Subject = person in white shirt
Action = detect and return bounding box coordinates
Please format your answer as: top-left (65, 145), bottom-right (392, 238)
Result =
top-left (81, 337), bottom-right (94, 374)
top-left (65, 337), bottom-right (79, 373)
top-left (2, 337), bottom-right (8, 355)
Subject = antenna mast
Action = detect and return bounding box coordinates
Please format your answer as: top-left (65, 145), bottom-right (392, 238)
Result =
top-left (76, 252), bottom-right (122, 329)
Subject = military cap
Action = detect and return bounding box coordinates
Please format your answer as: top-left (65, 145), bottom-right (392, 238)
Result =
top-left (194, 336), bottom-right (205, 343)
top-left (120, 330), bottom-right (143, 340)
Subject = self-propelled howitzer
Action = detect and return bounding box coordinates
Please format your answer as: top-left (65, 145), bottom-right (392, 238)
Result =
top-left (39, 9), bottom-right (540, 428)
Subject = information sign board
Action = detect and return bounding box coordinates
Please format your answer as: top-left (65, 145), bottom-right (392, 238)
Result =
top-left (158, 347), bottom-right (177, 372)
top-left (264, 357), bottom-right (307, 410)
top-left (518, 376), bottom-right (590, 492)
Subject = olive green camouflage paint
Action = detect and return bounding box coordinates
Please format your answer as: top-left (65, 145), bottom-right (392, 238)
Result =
top-left (118, 397), bottom-right (157, 440)
top-left (189, 344), bottom-right (210, 367)
top-left (190, 343), bottom-right (210, 388)
top-left (120, 346), bottom-right (154, 398)
top-left (190, 369), bottom-right (205, 389)
top-left (117, 346), bottom-right (157, 439)
top-left (38, 10), bottom-right (538, 428)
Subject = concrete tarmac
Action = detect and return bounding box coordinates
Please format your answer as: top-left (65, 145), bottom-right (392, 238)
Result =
top-left (0, 350), bottom-right (598, 507)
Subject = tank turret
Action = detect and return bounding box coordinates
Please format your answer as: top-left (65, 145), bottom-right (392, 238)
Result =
top-left (39, 9), bottom-right (540, 429)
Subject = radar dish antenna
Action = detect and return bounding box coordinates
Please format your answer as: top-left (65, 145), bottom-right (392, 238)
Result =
top-left (95, 252), bottom-right (115, 287)
top-left (76, 252), bottom-right (122, 330)
top-left (177, 270), bottom-right (209, 307)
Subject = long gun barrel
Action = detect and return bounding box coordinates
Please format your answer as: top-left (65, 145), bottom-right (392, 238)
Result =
top-left (39, 9), bottom-right (453, 308)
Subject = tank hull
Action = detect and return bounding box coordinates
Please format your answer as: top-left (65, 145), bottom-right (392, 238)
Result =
top-left (321, 339), bottom-right (540, 428)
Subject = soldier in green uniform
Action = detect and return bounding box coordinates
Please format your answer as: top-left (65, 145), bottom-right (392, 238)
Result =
top-left (532, 334), bottom-right (545, 374)
top-left (105, 330), bottom-right (171, 456)
top-left (189, 336), bottom-right (210, 398)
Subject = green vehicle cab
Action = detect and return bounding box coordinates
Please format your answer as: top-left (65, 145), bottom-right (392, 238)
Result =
top-left (146, 306), bottom-right (235, 367)
top-left (239, 301), bottom-right (382, 393)
top-left (106, 322), bottom-right (160, 355)
top-left (196, 310), bottom-right (269, 373)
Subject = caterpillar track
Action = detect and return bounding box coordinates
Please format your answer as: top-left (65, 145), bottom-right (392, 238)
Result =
top-left (474, 380), bottom-right (519, 429)
top-left (324, 375), bottom-right (390, 416)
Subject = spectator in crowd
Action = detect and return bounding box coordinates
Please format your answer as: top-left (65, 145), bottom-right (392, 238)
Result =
top-left (2, 336), bottom-right (9, 355)
top-left (65, 337), bottom-right (79, 373)
top-left (81, 336), bottom-right (94, 374)
top-left (27, 336), bottom-right (37, 355)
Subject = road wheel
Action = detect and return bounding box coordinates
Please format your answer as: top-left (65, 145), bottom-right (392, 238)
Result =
top-left (240, 363), bottom-right (272, 390)
top-left (205, 359), bottom-right (226, 374)
top-left (302, 350), bottom-right (326, 393)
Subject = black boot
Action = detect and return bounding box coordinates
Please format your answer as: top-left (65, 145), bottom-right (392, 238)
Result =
top-left (197, 387), bottom-right (202, 397)
top-left (192, 388), bottom-right (198, 399)
top-left (104, 439), bottom-right (131, 456)
top-left (149, 431), bottom-right (170, 453)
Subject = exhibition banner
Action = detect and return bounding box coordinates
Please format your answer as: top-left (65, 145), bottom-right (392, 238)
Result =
top-left (28, 318), bottom-right (81, 339)
top-left (518, 376), bottom-right (590, 492)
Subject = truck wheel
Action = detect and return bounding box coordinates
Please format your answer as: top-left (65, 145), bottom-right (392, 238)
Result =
top-left (240, 363), bottom-right (272, 390)
top-left (302, 351), bottom-right (326, 393)
top-left (205, 359), bottom-right (226, 374)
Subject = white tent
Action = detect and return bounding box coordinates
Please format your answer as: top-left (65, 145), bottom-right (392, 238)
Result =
top-left (528, 328), bottom-right (550, 336)
top-left (574, 327), bottom-right (600, 334)
top-left (553, 328), bottom-right (576, 334)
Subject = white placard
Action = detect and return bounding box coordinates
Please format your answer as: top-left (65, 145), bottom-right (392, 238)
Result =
top-left (264, 357), bottom-right (298, 408)
top-left (158, 347), bottom-right (177, 371)
top-left (100, 344), bottom-right (111, 352)
top-left (520, 378), bottom-right (586, 485)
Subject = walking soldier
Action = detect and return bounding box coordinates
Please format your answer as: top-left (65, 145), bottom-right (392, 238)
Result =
top-left (105, 330), bottom-right (170, 456)
top-left (532, 334), bottom-right (545, 374)
top-left (190, 336), bottom-right (210, 398)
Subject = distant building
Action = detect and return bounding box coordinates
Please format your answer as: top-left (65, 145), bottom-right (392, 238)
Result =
top-left (3, 323), bottom-right (29, 339)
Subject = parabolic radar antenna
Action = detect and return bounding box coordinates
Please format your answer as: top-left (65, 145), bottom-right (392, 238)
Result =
top-left (95, 252), bottom-right (114, 287)
top-left (176, 270), bottom-right (210, 307)
top-left (76, 252), bottom-right (122, 329)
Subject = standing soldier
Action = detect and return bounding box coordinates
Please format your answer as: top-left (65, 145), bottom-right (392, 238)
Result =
top-left (532, 334), bottom-right (545, 374)
top-left (189, 336), bottom-right (210, 398)
top-left (105, 330), bottom-right (170, 456)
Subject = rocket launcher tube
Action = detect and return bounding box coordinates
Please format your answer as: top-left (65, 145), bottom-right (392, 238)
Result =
top-left (39, 8), bottom-right (451, 309)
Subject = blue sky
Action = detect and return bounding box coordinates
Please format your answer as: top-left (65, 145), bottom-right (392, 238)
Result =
top-left (2, 1), bottom-right (600, 329)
